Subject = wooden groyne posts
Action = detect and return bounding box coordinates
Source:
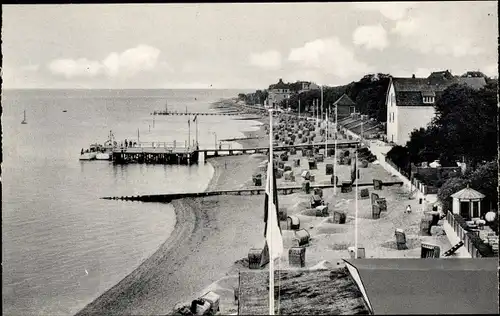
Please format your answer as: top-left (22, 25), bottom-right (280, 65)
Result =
top-left (152, 111), bottom-right (241, 116)
top-left (200, 140), bottom-right (360, 159)
top-left (101, 181), bottom-right (404, 202)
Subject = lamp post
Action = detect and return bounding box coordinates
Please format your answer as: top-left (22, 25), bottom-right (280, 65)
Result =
top-left (212, 132), bottom-right (217, 149)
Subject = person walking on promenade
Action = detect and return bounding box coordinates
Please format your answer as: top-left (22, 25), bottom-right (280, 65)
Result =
top-left (406, 205), bottom-right (412, 213)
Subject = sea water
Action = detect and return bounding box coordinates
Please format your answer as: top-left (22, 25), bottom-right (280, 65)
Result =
top-left (1, 89), bottom-right (260, 315)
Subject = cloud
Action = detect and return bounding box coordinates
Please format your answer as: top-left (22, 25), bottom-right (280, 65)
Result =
top-left (47, 44), bottom-right (166, 79)
top-left (353, 2), bottom-right (418, 20)
top-left (353, 24), bottom-right (388, 50)
top-left (288, 37), bottom-right (372, 79)
top-left (483, 64), bottom-right (498, 78)
top-left (48, 58), bottom-right (103, 79)
top-left (391, 5), bottom-right (491, 58)
top-left (20, 64), bottom-right (40, 72)
top-left (249, 50), bottom-right (282, 70)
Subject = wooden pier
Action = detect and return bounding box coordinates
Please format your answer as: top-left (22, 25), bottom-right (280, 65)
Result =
top-left (112, 143), bottom-right (199, 165)
top-left (101, 181), bottom-right (403, 202)
top-left (201, 140), bottom-right (360, 158)
top-left (152, 111), bottom-right (241, 116)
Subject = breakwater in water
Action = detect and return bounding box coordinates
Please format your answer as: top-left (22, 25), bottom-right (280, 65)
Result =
top-left (101, 181), bottom-right (404, 202)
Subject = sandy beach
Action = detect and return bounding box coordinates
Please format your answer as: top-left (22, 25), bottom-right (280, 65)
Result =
top-left (76, 102), bottom-right (270, 315)
top-left (77, 101), bottom-right (451, 315)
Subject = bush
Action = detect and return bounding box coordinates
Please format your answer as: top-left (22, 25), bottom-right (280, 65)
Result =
top-left (386, 145), bottom-right (409, 170)
top-left (437, 177), bottom-right (468, 212)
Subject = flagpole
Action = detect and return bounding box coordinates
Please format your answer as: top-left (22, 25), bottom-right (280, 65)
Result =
top-left (137, 128), bottom-right (140, 143)
top-left (325, 106), bottom-right (328, 157)
top-left (317, 99), bottom-right (319, 124)
top-left (320, 85), bottom-right (323, 122)
top-left (312, 101), bottom-right (315, 122)
top-left (334, 104), bottom-right (337, 196)
top-left (355, 147), bottom-right (358, 258)
top-left (268, 108), bottom-right (275, 316)
top-left (188, 118), bottom-right (191, 149)
top-left (196, 117), bottom-right (198, 147)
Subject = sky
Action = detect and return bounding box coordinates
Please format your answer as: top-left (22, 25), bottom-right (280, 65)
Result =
top-left (1, 2), bottom-right (498, 89)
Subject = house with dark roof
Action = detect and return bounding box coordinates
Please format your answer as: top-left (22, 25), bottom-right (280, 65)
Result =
top-left (386, 71), bottom-right (486, 145)
top-left (266, 78), bottom-right (291, 108)
top-left (298, 81), bottom-right (320, 93)
top-left (333, 93), bottom-right (357, 118)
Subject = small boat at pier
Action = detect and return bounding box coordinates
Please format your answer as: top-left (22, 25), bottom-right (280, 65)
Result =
top-left (80, 130), bottom-right (118, 161)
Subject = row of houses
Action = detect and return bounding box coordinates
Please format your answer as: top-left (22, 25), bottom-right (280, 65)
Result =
top-left (264, 70), bottom-right (488, 146)
top-left (265, 78), bottom-right (320, 108)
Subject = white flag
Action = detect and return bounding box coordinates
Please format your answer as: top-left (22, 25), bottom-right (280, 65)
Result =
top-left (265, 161), bottom-right (284, 260)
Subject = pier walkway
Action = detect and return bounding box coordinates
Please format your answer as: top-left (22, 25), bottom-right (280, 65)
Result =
top-left (201, 140), bottom-right (360, 158)
top-left (152, 111), bottom-right (241, 116)
top-left (108, 140), bottom-right (360, 164)
top-left (101, 181), bottom-right (403, 202)
top-left (112, 142), bottom-right (198, 165)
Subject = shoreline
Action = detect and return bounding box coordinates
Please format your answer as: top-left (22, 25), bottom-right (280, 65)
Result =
top-left (76, 100), bottom-right (451, 315)
top-left (76, 99), bottom-right (267, 315)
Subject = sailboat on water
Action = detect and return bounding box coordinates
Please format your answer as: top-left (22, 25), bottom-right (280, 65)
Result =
top-left (21, 110), bottom-right (27, 124)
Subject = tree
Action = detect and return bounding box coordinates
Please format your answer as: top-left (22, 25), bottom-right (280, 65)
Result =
top-left (437, 160), bottom-right (498, 214)
top-left (344, 73), bottom-right (391, 122)
top-left (467, 160), bottom-right (498, 211)
top-left (432, 82), bottom-right (497, 169)
top-left (437, 177), bottom-right (468, 212)
top-left (404, 81), bottom-right (497, 169)
top-left (386, 145), bottom-right (410, 172)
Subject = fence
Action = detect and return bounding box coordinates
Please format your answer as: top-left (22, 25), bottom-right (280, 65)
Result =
top-left (446, 211), bottom-right (495, 258)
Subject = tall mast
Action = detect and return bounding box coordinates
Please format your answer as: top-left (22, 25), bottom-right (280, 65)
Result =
top-left (355, 147), bottom-right (358, 258)
top-left (268, 108), bottom-right (275, 315)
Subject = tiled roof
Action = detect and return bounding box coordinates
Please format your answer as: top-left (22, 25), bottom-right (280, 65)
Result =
top-left (451, 186), bottom-right (485, 200)
top-left (338, 117), bottom-right (357, 126)
top-left (351, 120), bottom-right (380, 134)
top-left (457, 77), bottom-right (487, 90)
top-left (333, 94), bottom-right (356, 107)
top-left (269, 78), bottom-right (289, 90)
top-left (392, 74), bottom-right (487, 106)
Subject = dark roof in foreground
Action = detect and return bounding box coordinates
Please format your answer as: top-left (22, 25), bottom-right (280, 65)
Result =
top-left (238, 268), bottom-right (369, 315)
top-left (344, 258), bottom-right (498, 315)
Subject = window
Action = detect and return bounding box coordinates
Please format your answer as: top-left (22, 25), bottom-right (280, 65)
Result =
top-left (423, 96), bottom-right (435, 104)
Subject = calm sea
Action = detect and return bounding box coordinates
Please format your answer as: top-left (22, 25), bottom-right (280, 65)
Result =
top-left (1, 89), bottom-right (259, 315)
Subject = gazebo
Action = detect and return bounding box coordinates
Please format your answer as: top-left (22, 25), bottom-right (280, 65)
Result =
top-left (451, 185), bottom-right (485, 220)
